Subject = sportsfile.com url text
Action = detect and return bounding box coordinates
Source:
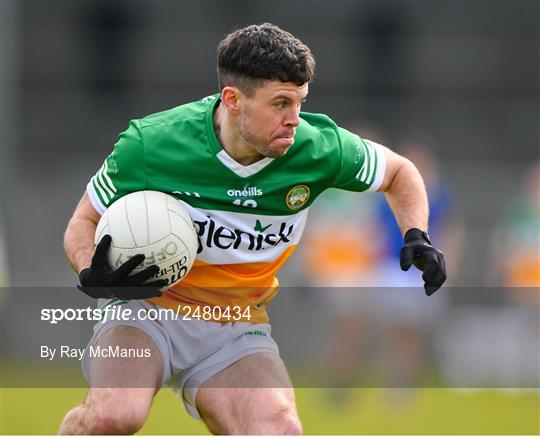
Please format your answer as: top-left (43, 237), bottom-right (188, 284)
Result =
top-left (40, 305), bottom-right (251, 324)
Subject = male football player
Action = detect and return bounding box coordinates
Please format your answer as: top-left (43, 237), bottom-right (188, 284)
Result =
top-left (59, 23), bottom-right (446, 435)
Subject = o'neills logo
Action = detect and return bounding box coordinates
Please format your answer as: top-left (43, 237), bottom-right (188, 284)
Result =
top-left (192, 216), bottom-right (294, 253)
top-left (286, 185), bottom-right (310, 210)
top-left (227, 186), bottom-right (263, 197)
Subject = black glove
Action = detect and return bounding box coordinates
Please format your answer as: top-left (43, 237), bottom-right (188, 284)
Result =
top-left (78, 234), bottom-right (167, 300)
top-left (400, 228), bottom-right (447, 296)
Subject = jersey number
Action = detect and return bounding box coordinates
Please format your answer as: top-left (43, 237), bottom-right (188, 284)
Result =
top-left (232, 199), bottom-right (257, 208)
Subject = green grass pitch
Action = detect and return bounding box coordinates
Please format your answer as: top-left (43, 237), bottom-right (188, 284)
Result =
top-left (1, 387), bottom-right (538, 434)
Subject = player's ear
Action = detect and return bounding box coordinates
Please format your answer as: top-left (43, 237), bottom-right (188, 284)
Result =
top-left (221, 86), bottom-right (241, 114)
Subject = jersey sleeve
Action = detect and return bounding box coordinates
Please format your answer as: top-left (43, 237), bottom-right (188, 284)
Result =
top-left (86, 120), bottom-right (146, 214)
top-left (332, 127), bottom-right (387, 193)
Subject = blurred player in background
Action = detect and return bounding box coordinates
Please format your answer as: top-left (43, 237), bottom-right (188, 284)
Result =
top-left (489, 161), bottom-right (540, 295)
top-left (365, 144), bottom-right (462, 395)
top-left (301, 140), bottom-right (462, 406)
top-left (487, 161), bottom-right (539, 361)
top-left (59, 23), bottom-right (446, 435)
top-left (434, 162), bottom-right (540, 389)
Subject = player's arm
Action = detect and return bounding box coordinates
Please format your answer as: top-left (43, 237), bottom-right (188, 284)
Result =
top-left (64, 192), bottom-right (166, 299)
top-left (376, 146), bottom-right (428, 234)
top-left (64, 192), bottom-right (101, 274)
top-left (377, 146), bottom-right (447, 295)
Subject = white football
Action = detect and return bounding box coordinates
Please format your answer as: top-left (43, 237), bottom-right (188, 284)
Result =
top-left (95, 191), bottom-right (198, 288)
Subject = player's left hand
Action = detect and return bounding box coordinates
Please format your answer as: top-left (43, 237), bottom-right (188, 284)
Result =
top-left (400, 228), bottom-right (446, 295)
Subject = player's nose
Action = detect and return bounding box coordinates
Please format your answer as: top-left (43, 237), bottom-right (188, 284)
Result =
top-left (284, 109), bottom-right (301, 127)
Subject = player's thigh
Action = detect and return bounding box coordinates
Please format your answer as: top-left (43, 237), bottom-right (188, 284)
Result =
top-left (196, 352), bottom-right (300, 434)
top-left (86, 325), bottom-right (163, 422)
top-left (88, 324), bottom-right (163, 388)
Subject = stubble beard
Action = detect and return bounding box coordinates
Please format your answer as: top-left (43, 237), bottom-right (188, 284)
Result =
top-left (236, 118), bottom-right (280, 158)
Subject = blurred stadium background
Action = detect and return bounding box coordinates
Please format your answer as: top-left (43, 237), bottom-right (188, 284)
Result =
top-left (1, 0), bottom-right (538, 434)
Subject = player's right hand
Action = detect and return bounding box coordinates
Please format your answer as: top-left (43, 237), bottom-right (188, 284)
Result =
top-left (77, 234), bottom-right (167, 300)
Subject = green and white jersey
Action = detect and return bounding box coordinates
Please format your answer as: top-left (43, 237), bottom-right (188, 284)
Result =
top-left (87, 94), bottom-right (386, 323)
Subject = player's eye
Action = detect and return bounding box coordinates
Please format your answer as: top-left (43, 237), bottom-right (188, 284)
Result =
top-left (274, 101), bottom-right (288, 109)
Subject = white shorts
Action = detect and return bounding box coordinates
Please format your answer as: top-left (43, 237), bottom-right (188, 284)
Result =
top-left (81, 299), bottom-right (280, 419)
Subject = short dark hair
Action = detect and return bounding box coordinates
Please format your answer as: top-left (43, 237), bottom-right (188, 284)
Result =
top-left (217, 23), bottom-right (316, 95)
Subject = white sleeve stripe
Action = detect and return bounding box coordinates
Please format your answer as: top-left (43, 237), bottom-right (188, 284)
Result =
top-left (356, 160), bottom-right (366, 182)
top-left (356, 140), bottom-right (375, 184)
top-left (359, 142), bottom-right (369, 182)
top-left (364, 143), bottom-right (387, 193)
top-left (97, 166), bottom-right (114, 199)
top-left (366, 141), bottom-right (376, 184)
top-left (86, 180), bottom-right (106, 215)
top-left (102, 160), bottom-right (117, 193)
top-left (92, 174), bottom-right (110, 204)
